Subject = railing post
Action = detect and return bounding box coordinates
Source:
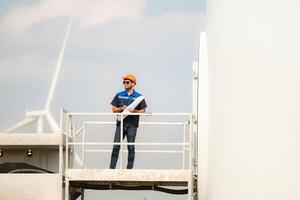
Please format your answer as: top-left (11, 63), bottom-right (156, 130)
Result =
top-left (182, 123), bottom-right (186, 169)
top-left (188, 113), bottom-right (194, 200)
top-left (59, 108), bottom-right (63, 131)
top-left (189, 114), bottom-right (193, 169)
top-left (59, 108), bottom-right (63, 176)
top-left (72, 123), bottom-right (76, 168)
top-left (59, 143), bottom-right (63, 175)
top-left (192, 113), bottom-right (198, 176)
top-left (65, 115), bottom-right (70, 170)
top-left (120, 114), bottom-right (124, 169)
top-left (65, 111), bottom-right (68, 135)
top-left (59, 120), bottom-right (63, 175)
top-left (82, 123), bottom-right (86, 168)
top-left (65, 114), bottom-right (70, 200)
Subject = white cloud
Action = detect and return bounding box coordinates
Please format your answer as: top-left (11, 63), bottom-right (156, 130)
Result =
top-left (67, 12), bottom-right (205, 56)
top-left (0, 0), bottom-right (146, 35)
top-left (0, 56), bottom-right (55, 82)
top-left (0, 10), bottom-right (205, 83)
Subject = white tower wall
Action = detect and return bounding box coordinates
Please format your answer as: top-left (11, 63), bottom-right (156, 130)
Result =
top-left (207, 1), bottom-right (300, 200)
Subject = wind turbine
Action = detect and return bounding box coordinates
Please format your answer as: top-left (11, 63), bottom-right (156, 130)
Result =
top-left (2, 21), bottom-right (72, 134)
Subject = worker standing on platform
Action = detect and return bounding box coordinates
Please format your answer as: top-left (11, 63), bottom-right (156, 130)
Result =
top-left (109, 74), bottom-right (147, 169)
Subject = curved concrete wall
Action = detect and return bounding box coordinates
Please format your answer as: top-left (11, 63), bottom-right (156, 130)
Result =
top-left (207, 1), bottom-right (300, 200)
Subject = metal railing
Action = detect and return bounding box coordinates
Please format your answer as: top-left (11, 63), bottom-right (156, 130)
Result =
top-left (62, 111), bottom-right (193, 170)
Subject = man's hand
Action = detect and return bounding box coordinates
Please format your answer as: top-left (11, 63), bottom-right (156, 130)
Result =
top-left (127, 107), bottom-right (134, 112)
top-left (112, 105), bottom-right (127, 113)
top-left (121, 105), bottom-right (127, 111)
top-left (132, 108), bottom-right (146, 113)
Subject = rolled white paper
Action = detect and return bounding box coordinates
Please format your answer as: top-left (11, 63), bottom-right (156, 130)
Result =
top-left (118, 96), bottom-right (145, 120)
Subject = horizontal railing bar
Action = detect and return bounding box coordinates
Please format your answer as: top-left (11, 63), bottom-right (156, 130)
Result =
top-left (83, 121), bottom-right (187, 125)
top-left (67, 112), bottom-right (190, 116)
top-left (69, 142), bottom-right (189, 146)
top-left (84, 122), bottom-right (114, 125)
top-left (84, 150), bottom-right (184, 153)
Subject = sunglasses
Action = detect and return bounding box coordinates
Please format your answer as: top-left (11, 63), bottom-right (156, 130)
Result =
top-left (123, 80), bottom-right (132, 85)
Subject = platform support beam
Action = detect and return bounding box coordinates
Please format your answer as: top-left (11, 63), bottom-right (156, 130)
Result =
top-left (65, 180), bottom-right (69, 200)
top-left (81, 188), bottom-right (84, 200)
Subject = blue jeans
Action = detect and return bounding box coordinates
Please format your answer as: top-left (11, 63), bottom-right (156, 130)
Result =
top-left (109, 126), bottom-right (137, 169)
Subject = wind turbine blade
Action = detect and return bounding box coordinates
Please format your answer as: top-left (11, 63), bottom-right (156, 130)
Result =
top-left (2, 117), bottom-right (38, 133)
top-left (45, 20), bottom-right (72, 111)
top-left (46, 114), bottom-right (60, 133)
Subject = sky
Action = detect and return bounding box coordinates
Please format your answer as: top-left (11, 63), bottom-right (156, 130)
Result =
top-left (0, 0), bottom-right (206, 199)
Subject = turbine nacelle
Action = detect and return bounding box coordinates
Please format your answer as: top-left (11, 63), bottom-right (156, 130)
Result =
top-left (2, 110), bottom-right (60, 134)
top-left (25, 110), bottom-right (47, 117)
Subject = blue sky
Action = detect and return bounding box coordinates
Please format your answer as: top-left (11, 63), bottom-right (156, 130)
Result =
top-left (0, 0), bottom-right (205, 16)
top-left (147, 0), bottom-right (205, 15)
top-left (0, 0), bottom-right (205, 199)
top-left (0, 0), bottom-right (206, 125)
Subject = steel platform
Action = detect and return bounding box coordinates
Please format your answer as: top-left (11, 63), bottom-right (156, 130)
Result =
top-left (66, 169), bottom-right (190, 186)
top-left (0, 133), bottom-right (64, 149)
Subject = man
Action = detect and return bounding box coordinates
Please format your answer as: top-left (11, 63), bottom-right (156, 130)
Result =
top-left (109, 74), bottom-right (147, 169)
